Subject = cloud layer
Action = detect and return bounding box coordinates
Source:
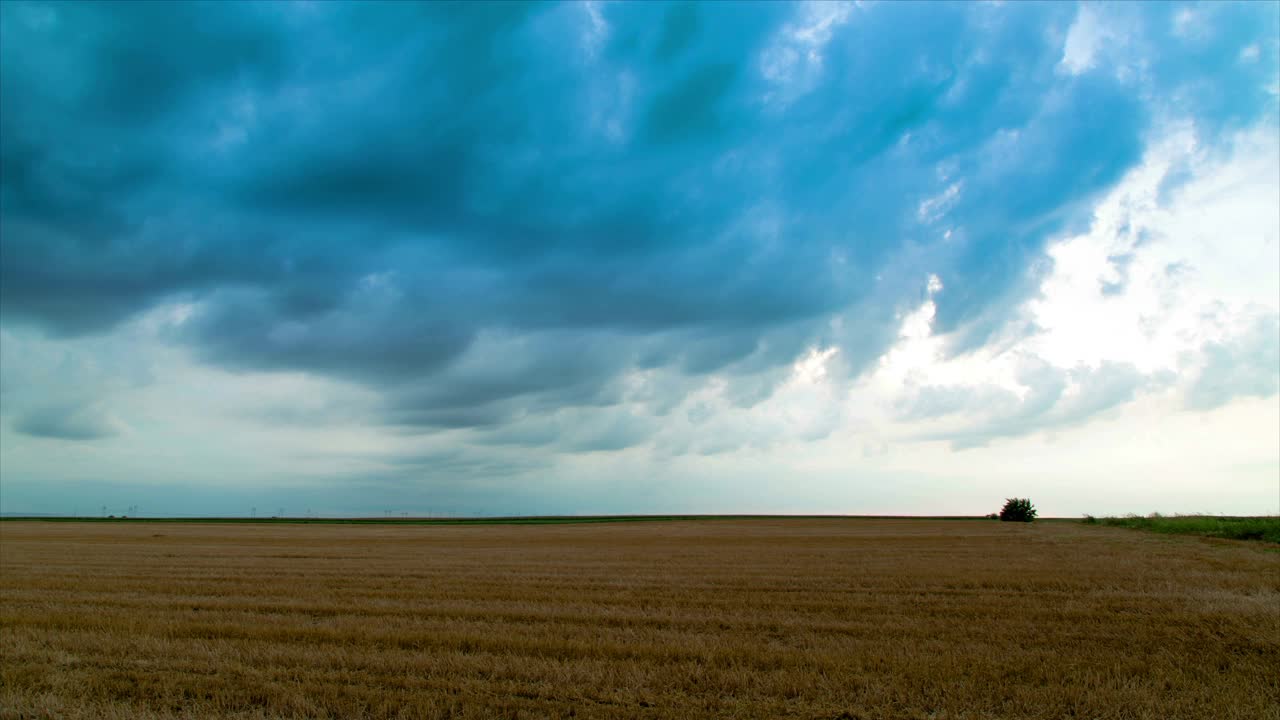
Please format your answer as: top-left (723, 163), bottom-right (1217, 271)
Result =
top-left (2, 1), bottom-right (1277, 516)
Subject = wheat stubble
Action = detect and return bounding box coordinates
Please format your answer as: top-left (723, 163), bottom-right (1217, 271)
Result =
top-left (1, 519), bottom-right (1276, 719)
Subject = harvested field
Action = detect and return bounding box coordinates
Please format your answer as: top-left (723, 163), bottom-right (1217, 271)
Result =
top-left (1, 519), bottom-right (1277, 720)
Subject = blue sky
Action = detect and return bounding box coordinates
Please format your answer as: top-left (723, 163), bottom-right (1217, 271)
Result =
top-left (1, 1), bottom-right (1277, 518)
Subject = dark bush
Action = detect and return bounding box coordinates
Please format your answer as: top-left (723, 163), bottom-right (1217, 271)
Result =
top-left (999, 498), bottom-right (1036, 523)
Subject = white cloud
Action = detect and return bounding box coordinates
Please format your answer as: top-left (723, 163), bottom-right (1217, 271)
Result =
top-left (759, 1), bottom-right (855, 106)
top-left (1172, 7), bottom-right (1206, 41)
top-left (813, 119), bottom-right (1279, 463)
top-left (1024, 123), bottom-right (1279, 374)
top-left (581, 1), bottom-right (609, 60)
top-left (1059, 5), bottom-right (1104, 75)
top-left (1058, 4), bottom-right (1148, 81)
top-left (917, 182), bottom-right (963, 223)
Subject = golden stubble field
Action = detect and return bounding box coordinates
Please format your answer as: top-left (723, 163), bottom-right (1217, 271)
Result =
top-left (1, 519), bottom-right (1277, 720)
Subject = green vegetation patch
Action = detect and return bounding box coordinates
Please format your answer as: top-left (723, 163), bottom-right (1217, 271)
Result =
top-left (1084, 514), bottom-right (1280, 544)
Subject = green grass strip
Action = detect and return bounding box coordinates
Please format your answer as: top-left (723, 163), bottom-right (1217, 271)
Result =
top-left (1082, 514), bottom-right (1280, 544)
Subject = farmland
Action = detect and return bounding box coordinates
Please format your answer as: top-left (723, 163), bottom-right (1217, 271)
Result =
top-left (1, 519), bottom-right (1277, 720)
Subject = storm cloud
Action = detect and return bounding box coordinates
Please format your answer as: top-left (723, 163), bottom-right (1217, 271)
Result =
top-left (2, 1), bottom-right (1278, 517)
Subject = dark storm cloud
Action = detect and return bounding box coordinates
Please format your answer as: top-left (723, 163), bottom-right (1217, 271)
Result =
top-left (185, 286), bottom-right (476, 384)
top-left (0, 1), bottom-right (291, 331)
top-left (378, 330), bottom-right (636, 430)
top-left (13, 403), bottom-right (118, 440)
top-left (3, 1), bottom-right (1277, 445)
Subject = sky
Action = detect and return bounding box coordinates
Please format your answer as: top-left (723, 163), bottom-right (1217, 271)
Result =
top-left (1, 1), bottom-right (1277, 518)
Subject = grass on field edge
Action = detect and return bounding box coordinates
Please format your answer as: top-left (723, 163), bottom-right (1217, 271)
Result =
top-left (1083, 513), bottom-right (1280, 544)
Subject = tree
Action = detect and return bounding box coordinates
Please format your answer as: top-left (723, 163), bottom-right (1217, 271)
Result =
top-left (999, 497), bottom-right (1037, 522)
